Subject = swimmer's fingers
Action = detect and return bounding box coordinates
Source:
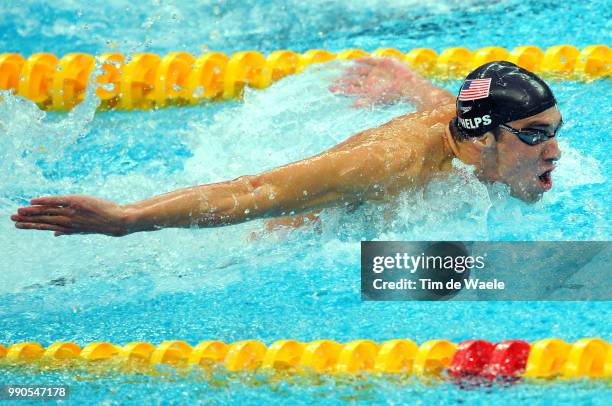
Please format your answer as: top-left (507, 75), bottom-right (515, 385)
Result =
top-left (11, 214), bottom-right (74, 227)
top-left (329, 84), bottom-right (362, 95)
top-left (332, 75), bottom-right (363, 87)
top-left (30, 195), bottom-right (80, 207)
top-left (16, 205), bottom-right (75, 216)
top-left (13, 222), bottom-right (74, 234)
top-left (13, 219), bottom-right (87, 236)
top-left (330, 79), bottom-right (364, 95)
top-left (343, 64), bottom-right (371, 77)
top-left (338, 83), bottom-right (365, 95)
top-left (332, 62), bottom-right (374, 93)
top-left (13, 195), bottom-right (126, 237)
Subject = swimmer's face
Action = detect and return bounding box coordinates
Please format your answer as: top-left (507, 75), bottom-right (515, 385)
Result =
top-left (491, 106), bottom-right (563, 202)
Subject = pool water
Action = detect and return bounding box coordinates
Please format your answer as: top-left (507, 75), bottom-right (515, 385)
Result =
top-left (1, 0), bottom-right (611, 404)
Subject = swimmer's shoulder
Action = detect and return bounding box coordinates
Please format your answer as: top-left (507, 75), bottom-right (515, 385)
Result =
top-left (382, 102), bottom-right (455, 134)
top-left (425, 102), bottom-right (455, 125)
top-left (327, 101), bottom-right (455, 157)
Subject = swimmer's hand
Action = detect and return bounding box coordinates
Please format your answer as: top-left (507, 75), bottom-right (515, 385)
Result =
top-left (330, 57), bottom-right (412, 107)
top-left (11, 195), bottom-right (129, 237)
top-left (330, 57), bottom-right (454, 110)
top-left (265, 211), bottom-right (321, 232)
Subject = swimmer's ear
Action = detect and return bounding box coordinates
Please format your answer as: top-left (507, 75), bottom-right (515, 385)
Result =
top-left (459, 132), bottom-right (497, 167)
top-left (451, 130), bottom-right (497, 167)
top-left (471, 131), bottom-right (497, 150)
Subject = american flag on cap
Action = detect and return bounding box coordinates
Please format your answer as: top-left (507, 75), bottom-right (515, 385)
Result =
top-left (458, 78), bottom-right (491, 101)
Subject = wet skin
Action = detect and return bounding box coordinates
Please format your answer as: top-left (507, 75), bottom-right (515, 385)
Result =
top-left (10, 58), bottom-right (562, 236)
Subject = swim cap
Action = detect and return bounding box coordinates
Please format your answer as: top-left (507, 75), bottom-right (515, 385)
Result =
top-left (453, 61), bottom-right (556, 138)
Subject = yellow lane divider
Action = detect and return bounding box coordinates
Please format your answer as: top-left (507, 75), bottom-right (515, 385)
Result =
top-left (0, 45), bottom-right (609, 111)
top-left (1, 338), bottom-right (609, 379)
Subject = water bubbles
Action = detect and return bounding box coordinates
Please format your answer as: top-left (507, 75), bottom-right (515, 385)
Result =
top-left (213, 67), bottom-right (221, 74)
top-left (209, 30), bottom-right (219, 40)
top-left (244, 209), bottom-right (250, 214)
top-left (213, 6), bottom-right (221, 15)
top-left (268, 192), bottom-right (276, 200)
top-left (141, 18), bottom-right (154, 29)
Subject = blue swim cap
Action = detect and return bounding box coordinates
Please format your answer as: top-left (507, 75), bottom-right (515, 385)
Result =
top-left (454, 61), bottom-right (557, 138)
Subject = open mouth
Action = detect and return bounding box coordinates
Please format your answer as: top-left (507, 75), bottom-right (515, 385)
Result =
top-left (538, 170), bottom-right (553, 191)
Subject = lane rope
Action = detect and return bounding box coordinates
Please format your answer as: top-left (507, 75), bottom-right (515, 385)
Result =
top-left (0, 45), bottom-right (609, 111)
top-left (1, 338), bottom-right (610, 379)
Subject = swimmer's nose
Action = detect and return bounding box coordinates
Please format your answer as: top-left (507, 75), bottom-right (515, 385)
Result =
top-left (542, 137), bottom-right (561, 163)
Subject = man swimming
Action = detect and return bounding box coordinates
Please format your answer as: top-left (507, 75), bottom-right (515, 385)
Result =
top-left (10, 60), bottom-right (562, 237)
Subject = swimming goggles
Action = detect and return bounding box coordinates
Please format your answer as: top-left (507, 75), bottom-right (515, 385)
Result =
top-left (498, 122), bottom-right (563, 146)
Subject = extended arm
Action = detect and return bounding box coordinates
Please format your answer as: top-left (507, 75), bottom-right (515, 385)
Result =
top-left (11, 116), bottom-right (420, 237)
top-left (123, 150), bottom-right (361, 231)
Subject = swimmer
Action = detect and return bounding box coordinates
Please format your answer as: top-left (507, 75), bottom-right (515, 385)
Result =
top-left (11, 60), bottom-right (562, 237)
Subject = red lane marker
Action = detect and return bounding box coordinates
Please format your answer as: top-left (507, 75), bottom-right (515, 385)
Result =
top-left (449, 340), bottom-right (494, 378)
top-left (483, 340), bottom-right (531, 380)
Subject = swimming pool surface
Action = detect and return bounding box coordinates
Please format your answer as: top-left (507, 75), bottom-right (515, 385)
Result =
top-left (0, 0), bottom-right (610, 404)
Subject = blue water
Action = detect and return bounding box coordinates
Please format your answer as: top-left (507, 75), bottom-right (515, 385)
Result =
top-left (1, 0), bottom-right (611, 404)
